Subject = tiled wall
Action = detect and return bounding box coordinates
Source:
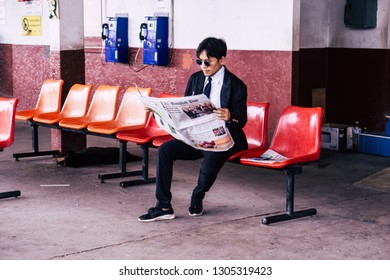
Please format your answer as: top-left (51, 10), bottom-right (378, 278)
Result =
top-left (1, 43), bottom-right (293, 136)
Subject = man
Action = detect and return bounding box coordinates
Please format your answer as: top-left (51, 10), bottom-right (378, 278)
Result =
top-left (138, 37), bottom-right (248, 222)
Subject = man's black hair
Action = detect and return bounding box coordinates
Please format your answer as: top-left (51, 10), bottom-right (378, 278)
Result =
top-left (196, 37), bottom-right (227, 59)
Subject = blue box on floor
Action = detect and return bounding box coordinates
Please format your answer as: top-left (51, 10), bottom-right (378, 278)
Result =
top-left (386, 116), bottom-right (390, 133)
top-left (359, 132), bottom-right (390, 156)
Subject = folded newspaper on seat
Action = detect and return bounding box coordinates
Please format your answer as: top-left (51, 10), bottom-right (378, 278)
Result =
top-left (243, 149), bottom-right (289, 164)
top-left (137, 91), bottom-right (234, 152)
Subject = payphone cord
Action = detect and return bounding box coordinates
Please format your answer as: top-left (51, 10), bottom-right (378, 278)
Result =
top-left (130, 40), bottom-right (149, 72)
top-left (100, 23), bottom-right (108, 66)
top-left (100, 40), bottom-right (107, 66)
top-left (134, 41), bottom-right (143, 66)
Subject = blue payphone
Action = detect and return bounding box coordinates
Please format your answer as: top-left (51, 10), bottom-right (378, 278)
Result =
top-left (142, 16), bottom-right (169, 65)
top-left (102, 16), bottom-right (129, 63)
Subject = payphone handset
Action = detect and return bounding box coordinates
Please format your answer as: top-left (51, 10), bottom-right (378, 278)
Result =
top-left (139, 23), bottom-right (147, 41)
top-left (101, 23), bottom-right (109, 40)
top-left (102, 20), bottom-right (118, 47)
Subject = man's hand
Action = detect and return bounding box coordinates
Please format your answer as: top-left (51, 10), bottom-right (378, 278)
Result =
top-left (145, 106), bottom-right (154, 113)
top-left (214, 108), bottom-right (231, 121)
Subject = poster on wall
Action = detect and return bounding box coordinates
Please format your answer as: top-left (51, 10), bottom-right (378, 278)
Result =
top-left (18, 0), bottom-right (42, 16)
top-left (0, 0), bottom-right (5, 24)
top-left (47, 0), bottom-right (59, 19)
top-left (156, 0), bottom-right (169, 14)
top-left (22, 15), bottom-right (42, 36)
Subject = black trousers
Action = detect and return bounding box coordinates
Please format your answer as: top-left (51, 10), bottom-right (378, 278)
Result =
top-left (155, 139), bottom-right (242, 209)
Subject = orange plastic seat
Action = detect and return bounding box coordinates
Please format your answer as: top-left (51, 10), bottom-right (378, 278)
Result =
top-left (97, 93), bottom-right (174, 187)
top-left (115, 92), bottom-right (176, 145)
top-left (148, 93), bottom-right (179, 146)
top-left (58, 85), bottom-right (120, 131)
top-left (240, 105), bottom-right (324, 225)
top-left (16, 79), bottom-right (63, 121)
top-left (13, 79), bottom-right (64, 160)
top-left (152, 135), bottom-right (174, 146)
top-left (157, 92), bottom-right (177, 98)
top-left (117, 114), bottom-right (170, 145)
top-left (0, 97), bottom-right (21, 200)
top-left (149, 91), bottom-right (177, 145)
top-left (33, 84), bottom-right (93, 124)
top-left (87, 86), bottom-right (152, 135)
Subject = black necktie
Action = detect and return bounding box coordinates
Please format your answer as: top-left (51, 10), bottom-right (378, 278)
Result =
top-left (203, 76), bottom-right (212, 98)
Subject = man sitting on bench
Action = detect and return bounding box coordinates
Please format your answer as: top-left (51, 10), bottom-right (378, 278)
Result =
top-left (138, 37), bottom-right (248, 222)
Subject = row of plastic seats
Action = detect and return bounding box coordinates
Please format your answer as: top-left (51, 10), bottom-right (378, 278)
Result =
top-left (142, 101), bottom-right (325, 225)
top-left (85, 96), bottom-right (324, 225)
top-left (12, 79), bottom-right (325, 225)
top-left (12, 80), bottom-right (173, 188)
top-left (12, 79), bottom-right (271, 187)
top-left (30, 82), bottom-right (152, 135)
top-left (13, 80), bottom-right (154, 159)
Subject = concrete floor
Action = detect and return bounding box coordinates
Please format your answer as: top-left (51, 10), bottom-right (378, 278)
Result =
top-left (0, 122), bottom-right (389, 260)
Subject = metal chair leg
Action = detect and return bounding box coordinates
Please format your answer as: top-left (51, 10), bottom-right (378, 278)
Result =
top-left (13, 122), bottom-right (59, 160)
top-left (98, 141), bottom-right (155, 187)
top-left (261, 165), bottom-right (317, 225)
top-left (0, 190), bottom-right (21, 200)
top-left (120, 145), bottom-right (156, 188)
top-left (98, 140), bottom-right (142, 183)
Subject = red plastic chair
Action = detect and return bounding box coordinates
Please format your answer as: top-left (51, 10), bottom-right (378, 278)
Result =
top-left (99, 93), bottom-right (174, 187)
top-left (228, 101), bottom-right (269, 161)
top-left (152, 135), bottom-right (174, 146)
top-left (0, 97), bottom-right (18, 151)
top-left (0, 97), bottom-right (21, 200)
top-left (240, 105), bottom-right (323, 225)
top-left (13, 79), bottom-right (64, 160)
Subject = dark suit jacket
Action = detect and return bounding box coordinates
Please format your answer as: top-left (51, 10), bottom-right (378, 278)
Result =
top-left (184, 67), bottom-right (248, 151)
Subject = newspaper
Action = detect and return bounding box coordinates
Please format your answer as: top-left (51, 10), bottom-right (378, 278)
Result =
top-left (243, 149), bottom-right (290, 164)
top-left (137, 92), bottom-right (234, 152)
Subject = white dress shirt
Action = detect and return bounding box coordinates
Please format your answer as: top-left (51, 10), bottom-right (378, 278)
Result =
top-left (203, 66), bottom-right (225, 108)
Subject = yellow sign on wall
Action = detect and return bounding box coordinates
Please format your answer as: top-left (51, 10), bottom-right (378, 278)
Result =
top-left (22, 16), bottom-right (42, 36)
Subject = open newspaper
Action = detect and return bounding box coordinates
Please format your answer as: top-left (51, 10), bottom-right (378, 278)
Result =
top-left (243, 149), bottom-right (290, 164)
top-left (137, 93), bottom-right (234, 152)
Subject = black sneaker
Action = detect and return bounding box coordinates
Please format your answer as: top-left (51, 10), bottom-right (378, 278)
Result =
top-left (188, 199), bottom-right (204, 217)
top-left (138, 207), bottom-right (175, 222)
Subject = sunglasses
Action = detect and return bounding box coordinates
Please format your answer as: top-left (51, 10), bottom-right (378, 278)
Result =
top-left (196, 58), bottom-right (217, 67)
